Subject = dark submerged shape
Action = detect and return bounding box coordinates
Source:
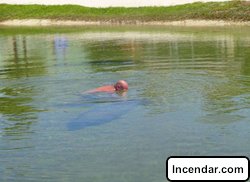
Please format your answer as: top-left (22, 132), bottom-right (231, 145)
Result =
top-left (67, 99), bottom-right (138, 131)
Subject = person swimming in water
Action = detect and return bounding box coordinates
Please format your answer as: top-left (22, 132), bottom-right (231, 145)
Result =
top-left (82, 80), bottom-right (128, 94)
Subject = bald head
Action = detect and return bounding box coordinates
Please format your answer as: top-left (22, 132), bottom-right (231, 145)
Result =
top-left (114, 80), bottom-right (128, 91)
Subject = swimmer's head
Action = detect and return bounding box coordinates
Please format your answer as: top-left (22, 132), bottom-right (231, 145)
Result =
top-left (114, 80), bottom-right (128, 91)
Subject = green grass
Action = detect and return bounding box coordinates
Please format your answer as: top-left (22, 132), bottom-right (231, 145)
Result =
top-left (0, 1), bottom-right (250, 22)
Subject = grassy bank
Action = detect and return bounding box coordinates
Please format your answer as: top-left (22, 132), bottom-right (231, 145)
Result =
top-left (0, 1), bottom-right (250, 22)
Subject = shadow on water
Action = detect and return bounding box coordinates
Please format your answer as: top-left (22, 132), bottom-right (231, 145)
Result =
top-left (66, 93), bottom-right (143, 131)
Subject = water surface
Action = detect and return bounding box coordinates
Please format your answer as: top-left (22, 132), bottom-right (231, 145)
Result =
top-left (0, 25), bottom-right (250, 182)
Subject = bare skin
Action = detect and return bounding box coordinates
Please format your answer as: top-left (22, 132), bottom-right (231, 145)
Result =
top-left (83, 80), bottom-right (128, 94)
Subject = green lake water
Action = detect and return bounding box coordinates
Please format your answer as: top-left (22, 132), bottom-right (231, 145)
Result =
top-left (0, 25), bottom-right (250, 181)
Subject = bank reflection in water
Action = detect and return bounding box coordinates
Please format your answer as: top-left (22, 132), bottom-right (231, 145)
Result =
top-left (83, 32), bottom-right (250, 122)
top-left (83, 39), bottom-right (140, 72)
top-left (200, 38), bottom-right (250, 123)
top-left (53, 36), bottom-right (68, 65)
top-left (0, 36), bottom-right (46, 137)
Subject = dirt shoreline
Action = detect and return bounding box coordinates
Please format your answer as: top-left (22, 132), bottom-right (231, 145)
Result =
top-left (1, 19), bottom-right (250, 26)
